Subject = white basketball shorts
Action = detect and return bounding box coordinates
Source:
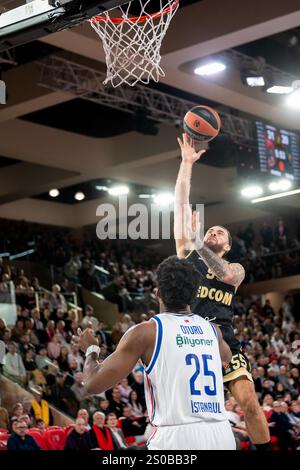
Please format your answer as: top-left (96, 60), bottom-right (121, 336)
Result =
top-left (147, 420), bottom-right (236, 450)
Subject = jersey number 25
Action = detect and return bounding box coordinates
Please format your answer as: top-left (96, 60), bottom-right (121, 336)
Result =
top-left (185, 354), bottom-right (217, 396)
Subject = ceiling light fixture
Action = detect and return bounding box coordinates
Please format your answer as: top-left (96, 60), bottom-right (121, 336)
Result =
top-left (74, 191), bottom-right (85, 201)
top-left (241, 185), bottom-right (263, 198)
top-left (268, 179), bottom-right (292, 192)
top-left (252, 187), bottom-right (300, 203)
top-left (266, 85), bottom-right (294, 94)
top-left (49, 189), bottom-right (60, 198)
top-left (108, 185), bottom-right (129, 196)
top-left (194, 62), bottom-right (226, 76)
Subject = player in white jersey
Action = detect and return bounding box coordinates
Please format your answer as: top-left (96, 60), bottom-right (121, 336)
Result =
top-left (74, 256), bottom-right (236, 450)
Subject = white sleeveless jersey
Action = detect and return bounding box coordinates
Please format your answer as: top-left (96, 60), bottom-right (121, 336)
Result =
top-left (144, 313), bottom-right (227, 427)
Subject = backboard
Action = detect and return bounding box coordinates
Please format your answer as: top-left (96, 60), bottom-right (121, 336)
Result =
top-left (0, 0), bottom-right (129, 52)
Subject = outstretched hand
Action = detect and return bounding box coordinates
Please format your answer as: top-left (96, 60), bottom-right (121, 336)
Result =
top-left (72, 328), bottom-right (99, 353)
top-left (177, 133), bottom-right (206, 164)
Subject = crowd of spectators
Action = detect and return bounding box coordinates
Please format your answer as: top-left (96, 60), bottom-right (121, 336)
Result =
top-left (229, 217), bottom-right (300, 282)
top-left (229, 295), bottom-right (300, 449)
top-left (1, 286), bottom-right (300, 450)
top-left (0, 216), bottom-right (300, 450)
top-left (1, 216), bottom-right (300, 302)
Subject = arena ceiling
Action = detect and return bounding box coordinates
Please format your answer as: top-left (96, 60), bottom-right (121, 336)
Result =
top-left (0, 0), bottom-right (300, 230)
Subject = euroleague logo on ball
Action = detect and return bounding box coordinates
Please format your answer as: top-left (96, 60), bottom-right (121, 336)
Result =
top-left (194, 120), bottom-right (201, 128)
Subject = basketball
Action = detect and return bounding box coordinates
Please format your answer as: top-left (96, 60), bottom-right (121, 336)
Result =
top-left (183, 105), bottom-right (221, 142)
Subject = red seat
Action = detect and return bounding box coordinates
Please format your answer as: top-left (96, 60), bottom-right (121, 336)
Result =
top-left (270, 435), bottom-right (280, 451)
top-left (0, 432), bottom-right (9, 451)
top-left (117, 418), bottom-right (125, 429)
top-left (240, 441), bottom-right (250, 450)
top-left (44, 427), bottom-right (66, 450)
top-left (64, 425), bottom-right (74, 437)
top-left (125, 436), bottom-right (135, 445)
top-left (27, 429), bottom-right (47, 450)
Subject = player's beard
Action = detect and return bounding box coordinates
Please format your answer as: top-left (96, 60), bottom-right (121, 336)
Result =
top-left (204, 239), bottom-right (225, 255)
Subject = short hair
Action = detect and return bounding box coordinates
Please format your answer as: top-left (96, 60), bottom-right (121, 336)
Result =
top-left (207, 225), bottom-right (232, 248)
top-left (156, 256), bottom-right (199, 310)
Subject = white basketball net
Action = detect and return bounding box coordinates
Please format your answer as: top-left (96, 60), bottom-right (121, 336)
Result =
top-left (90, 0), bottom-right (179, 87)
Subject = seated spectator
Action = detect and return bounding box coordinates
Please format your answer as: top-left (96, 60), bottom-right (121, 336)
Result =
top-left (19, 333), bottom-right (35, 357)
top-left (120, 314), bottom-right (135, 333)
top-left (130, 371), bottom-right (145, 407)
top-left (40, 294), bottom-right (51, 313)
top-left (49, 284), bottom-right (67, 312)
top-left (45, 320), bottom-right (55, 342)
top-left (64, 308), bottom-right (79, 333)
top-left (36, 419), bottom-right (46, 430)
top-left (68, 343), bottom-right (84, 371)
top-left (77, 409), bottom-right (91, 431)
top-left (50, 372), bottom-right (77, 417)
top-left (19, 414), bottom-right (33, 429)
top-left (10, 320), bottom-right (25, 343)
top-left (120, 405), bottom-right (147, 442)
top-left (289, 401), bottom-right (300, 427)
top-left (106, 412), bottom-right (128, 450)
top-left (108, 387), bottom-right (124, 418)
top-left (64, 254), bottom-right (82, 282)
top-left (64, 417), bottom-right (90, 450)
top-left (47, 335), bottom-right (61, 360)
top-left (81, 305), bottom-right (98, 331)
top-left (55, 320), bottom-right (68, 345)
top-left (261, 379), bottom-right (275, 399)
top-left (262, 394), bottom-right (274, 419)
top-left (7, 421), bottom-right (41, 451)
top-left (23, 349), bottom-right (38, 372)
top-left (95, 320), bottom-right (112, 351)
top-left (10, 403), bottom-right (24, 423)
top-left (97, 398), bottom-right (110, 416)
top-left (71, 372), bottom-right (87, 408)
top-left (87, 412), bottom-right (115, 450)
top-left (0, 397), bottom-right (9, 430)
top-left (118, 378), bottom-right (133, 404)
top-left (29, 367), bottom-right (47, 390)
top-left (35, 346), bottom-right (50, 370)
top-left (128, 390), bottom-right (144, 418)
top-left (270, 401), bottom-right (296, 450)
top-left (3, 342), bottom-right (26, 386)
top-left (30, 387), bottom-right (53, 427)
top-left (278, 366), bottom-right (296, 395)
top-left (57, 346), bottom-right (71, 373)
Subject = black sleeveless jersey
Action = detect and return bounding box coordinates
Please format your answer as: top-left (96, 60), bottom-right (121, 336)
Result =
top-left (187, 250), bottom-right (241, 353)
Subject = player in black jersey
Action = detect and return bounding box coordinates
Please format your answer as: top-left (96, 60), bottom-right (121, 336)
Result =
top-left (174, 133), bottom-right (270, 450)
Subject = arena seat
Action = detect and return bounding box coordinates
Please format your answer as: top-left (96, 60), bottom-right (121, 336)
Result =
top-left (44, 427), bottom-right (66, 450)
top-left (0, 432), bottom-right (9, 451)
top-left (270, 435), bottom-right (280, 450)
top-left (239, 441), bottom-right (250, 450)
top-left (64, 425), bottom-right (74, 437)
top-left (27, 428), bottom-right (47, 449)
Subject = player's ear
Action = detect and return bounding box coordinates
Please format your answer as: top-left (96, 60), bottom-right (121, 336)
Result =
top-left (224, 243), bottom-right (230, 253)
top-left (154, 287), bottom-right (160, 299)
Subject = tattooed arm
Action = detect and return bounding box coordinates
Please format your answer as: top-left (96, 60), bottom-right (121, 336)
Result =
top-left (197, 243), bottom-right (245, 287)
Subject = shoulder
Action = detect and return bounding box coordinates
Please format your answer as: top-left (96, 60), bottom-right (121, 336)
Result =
top-left (123, 320), bottom-right (156, 345)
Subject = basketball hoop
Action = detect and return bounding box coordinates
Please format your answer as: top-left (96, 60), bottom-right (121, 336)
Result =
top-left (90, 0), bottom-right (179, 87)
